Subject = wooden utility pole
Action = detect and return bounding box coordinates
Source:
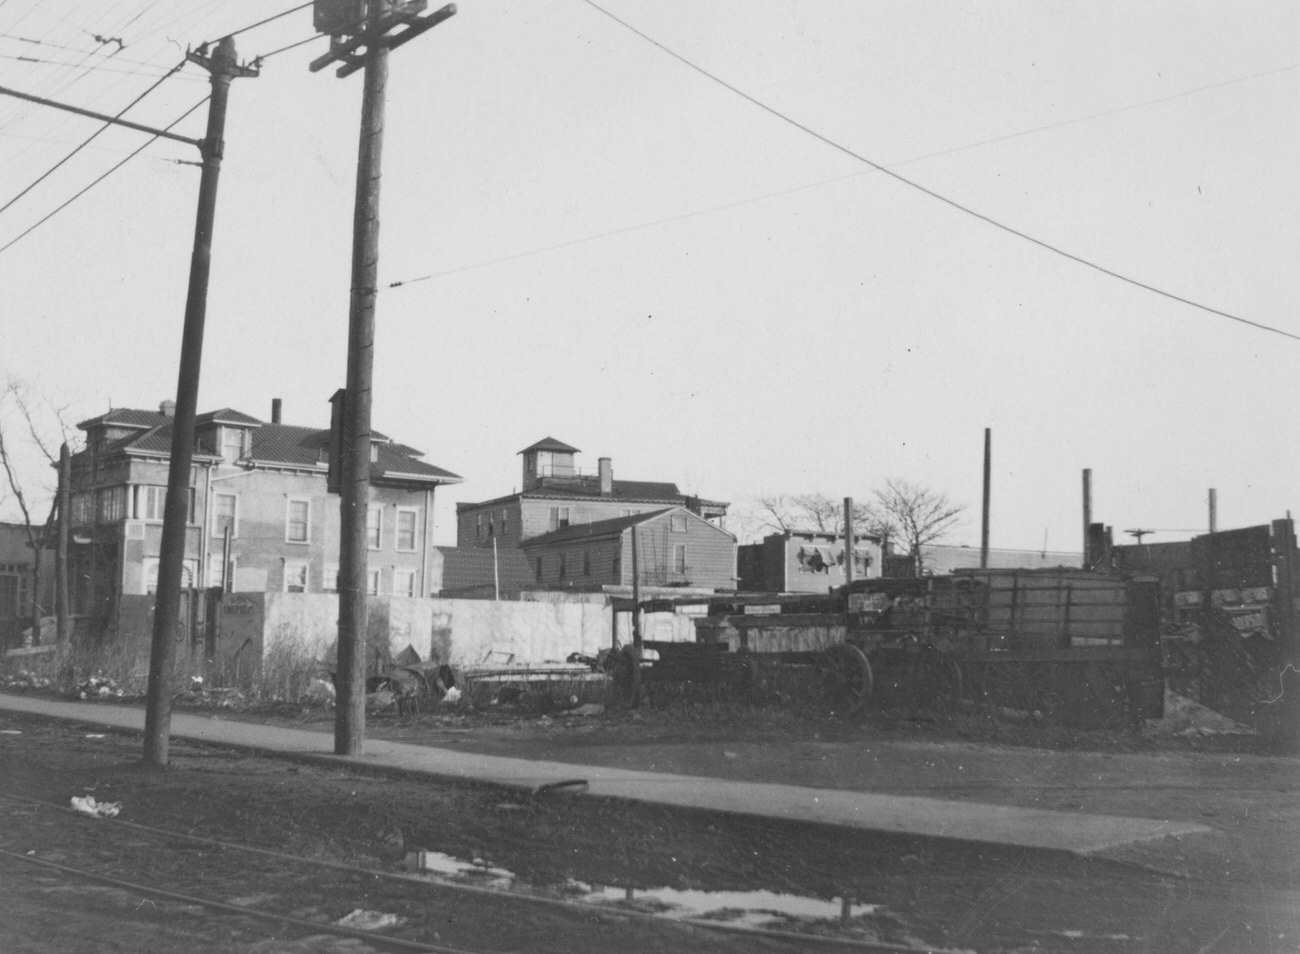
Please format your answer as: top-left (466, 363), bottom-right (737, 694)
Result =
top-left (55, 442), bottom-right (70, 646)
top-left (144, 37), bottom-right (257, 769)
top-left (1082, 468), bottom-right (1092, 566)
top-left (312, 1), bottom-right (456, 756)
top-left (980, 428), bottom-right (991, 569)
top-left (843, 497), bottom-right (855, 586)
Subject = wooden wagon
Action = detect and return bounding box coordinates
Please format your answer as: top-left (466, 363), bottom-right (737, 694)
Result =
top-left (609, 567), bottom-right (1165, 727)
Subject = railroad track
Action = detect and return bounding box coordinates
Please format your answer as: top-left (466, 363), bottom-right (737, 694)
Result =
top-left (0, 791), bottom-right (931, 954)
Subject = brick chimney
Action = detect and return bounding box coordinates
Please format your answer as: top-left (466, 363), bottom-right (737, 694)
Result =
top-left (159, 400), bottom-right (175, 418)
top-left (598, 457), bottom-right (613, 495)
top-left (271, 398), bottom-right (282, 424)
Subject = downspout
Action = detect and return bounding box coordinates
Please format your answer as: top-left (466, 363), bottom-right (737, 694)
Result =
top-left (422, 488), bottom-right (432, 597)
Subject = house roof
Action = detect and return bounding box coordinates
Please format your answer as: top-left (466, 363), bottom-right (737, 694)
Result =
top-left (435, 545), bottom-right (534, 597)
top-left (457, 478), bottom-right (698, 512)
top-left (196, 408), bottom-right (263, 427)
top-left (77, 406), bottom-right (460, 484)
top-left (518, 437), bottom-right (580, 455)
top-left (77, 407), bottom-right (170, 430)
top-left (519, 508), bottom-right (679, 548)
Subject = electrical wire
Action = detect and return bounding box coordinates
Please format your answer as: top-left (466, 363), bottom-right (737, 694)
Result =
top-left (0, 56), bottom-right (186, 217)
top-left (0, 93), bottom-right (207, 254)
top-left (206, 1), bottom-right (311, 43)
top-left (580, 0), bottom-right (1300, 345)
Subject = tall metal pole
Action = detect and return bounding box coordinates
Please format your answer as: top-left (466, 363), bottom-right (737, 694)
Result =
top-left (335, 20), bottom-right (388, 757)
top-left (144, 37), bottom-right (256, 768)
top-left (1208, 488), bottom-right (1218, 533)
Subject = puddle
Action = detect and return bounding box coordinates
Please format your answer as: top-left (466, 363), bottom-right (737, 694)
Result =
top-left (405, 849), bottom-right (877, 929)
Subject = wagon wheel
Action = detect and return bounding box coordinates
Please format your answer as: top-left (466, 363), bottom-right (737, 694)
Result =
top-left (908, 649), bottom-right (963, 721)
top-left (817, 644), bottom-right (874, 715)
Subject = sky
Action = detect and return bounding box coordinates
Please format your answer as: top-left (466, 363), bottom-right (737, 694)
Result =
top-left (1, 1), bottom-right (1298, 550)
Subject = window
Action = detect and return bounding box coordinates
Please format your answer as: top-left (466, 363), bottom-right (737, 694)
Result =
top-left (488, 515), bottom-right (495, 538)
top-left (367, 568), bottom-right (381, 596)
top-left (286, 499), bottom-right (310, 543)
top-left (583, 550), bottom-right (591, 576)
top-left (212, 492), bottom-right (238, 538)
top-left (476, 513), bottom-right (484, 541)
top-left (500, 509), bottom-right (508, 535)
top-left (535, 557), bottom-right (544, 582)
top-left (393, 568), bottom-right (416, 597)
top-left (558, 552), bottom-right (567, 578)
top-left (549, 506), bottom-right (570, 531)
top-left (97, 486), bottom-right (126, 523)
top-left (284, 562), bottom-right (308, 593)
top-left (367, 505), bottom-right (383, 550)
top-left (324, 565), bottom-right (339, 593)
top-left (222, 427), bottom-right (244, 462)
top-left (612, 547), bottom-right (621, 580)
top-left (673, 544), bottom-right (687, 575)
top-left (670, 514), bottom-right (689, 533)
top-left (141, 486), bottom-right (167, 522)
top-left (396, 509), bottom-right (417, 551)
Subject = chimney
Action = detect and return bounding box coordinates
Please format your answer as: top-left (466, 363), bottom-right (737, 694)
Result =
top-left (271, 398), bottom-right (282, 424)
top-left (159, 400), bottom-right (175, 418)
top-left (598, 457), bottom-right (613, 496)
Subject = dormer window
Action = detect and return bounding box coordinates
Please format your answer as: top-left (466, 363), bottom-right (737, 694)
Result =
top-left (222, 427), bottom-right (244, 463)
top-left (370, 442), bottom-right (379, 464)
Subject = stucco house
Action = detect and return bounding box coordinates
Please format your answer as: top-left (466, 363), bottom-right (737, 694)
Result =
top-left (67, 399), bottom-right (460, 632)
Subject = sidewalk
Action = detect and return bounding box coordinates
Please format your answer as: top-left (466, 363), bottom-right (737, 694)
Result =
top-left (0, 691), bottom-right (1212, 856)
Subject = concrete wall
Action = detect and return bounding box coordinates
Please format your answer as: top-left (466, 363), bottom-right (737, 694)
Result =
top-left (255, 593), bottom-right (626, 669)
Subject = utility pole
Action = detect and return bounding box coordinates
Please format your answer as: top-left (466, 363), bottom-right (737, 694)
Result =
top-left (56, 442), bottom-right (70, 646)
top-left (143, 37), bottom-right (258, 769)
top-left (980, 428), bottom-right (991, 569)
top-left (312, 0), bottom-right (456, 756)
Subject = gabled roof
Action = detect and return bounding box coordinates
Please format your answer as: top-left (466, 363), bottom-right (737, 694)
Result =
top-left (518, 437), bottom-right (580, 455)
top-left (519, 508), bottom-right (678, 548)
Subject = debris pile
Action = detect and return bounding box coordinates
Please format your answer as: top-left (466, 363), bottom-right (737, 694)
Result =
top-left (3, 669), bottom-right (52, 691)
top-left (72, 674), bottom-right (123, 700)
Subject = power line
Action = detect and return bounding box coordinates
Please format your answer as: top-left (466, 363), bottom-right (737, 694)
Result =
top-left (0, 57), bottom-right (186, 217)
top-left (580, 0), bottom-right (1300, 345)
top-left (208, 2), bottom-right (311, 43)
top-left (0, 94), bottom-right (208, 255)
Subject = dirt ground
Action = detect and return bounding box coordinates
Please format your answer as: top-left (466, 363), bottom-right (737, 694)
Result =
top-left (1, 691), bottom-right (1298, 953)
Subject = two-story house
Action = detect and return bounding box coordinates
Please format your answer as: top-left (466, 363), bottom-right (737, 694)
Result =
top-left (68, 399), bottom-right (460, 629)
top-left (455, 438), bottom-right (728, 548)
top-left (519, 506), bottom-right (737, 591)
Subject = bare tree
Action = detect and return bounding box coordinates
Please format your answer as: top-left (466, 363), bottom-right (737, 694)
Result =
top-left (751, 493), bottom-right (895, 541)
top-left (869, 478), bottom-right (965, 576)
top-left (0, 380), bottom-right (75, 644)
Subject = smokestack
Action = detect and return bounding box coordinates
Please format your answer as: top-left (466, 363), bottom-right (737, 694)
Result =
top-left (271, 398), bottom-right (282, 424)
top-left (159, 400), bottom-right (176, 418)
top-left (598, 457), bottom-right (613, 495)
